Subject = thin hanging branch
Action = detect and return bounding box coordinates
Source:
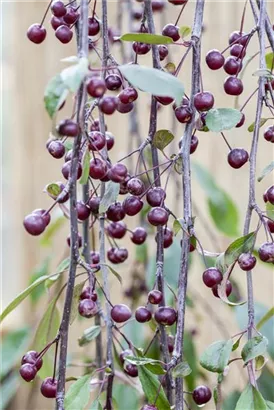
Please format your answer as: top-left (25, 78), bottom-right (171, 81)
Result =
top-left (144, 0), bottom-right (173, 402)
top-left (255, 0), bottom-right (274, 50)
top-left (244, 0), bottom-right (266, 387)
top-left (56, 0), bottom-right (89, 408)
top-left (173, 1), bottom-right (205, 409)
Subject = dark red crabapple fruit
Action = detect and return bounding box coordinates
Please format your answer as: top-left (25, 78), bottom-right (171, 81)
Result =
top-left (88, 197), bottom-right (100, 214)
top-left (40, 377), bottom-right (57, 398)
top-left (106, 132), bottom-right (115, 150)
top-left (264, 126), bottom-right (274, 143)
top-left (118, 87), bottom-right (138, 104)
top-left (58, 119), bottom-right (79, 136)
top-left (107, 248), bottom-right (120, 264)
top-left (51, 16), bottom-right (67, 30)
top-left (89, 158), bottom-right (107, 180)
top-left (236, 113), bottom-right (245, 128)
top-left (67, 233), bottom-right (82, 248)
top-left (111, 304), bottom-right (132, 323)
top-left (224, 56), bottom-right (242, 75)
top-left (115, 247), bottom-right (128, 263)
top-left (78, 299), bottom-right (97, 318)
top-left (123, 196), bottom-right (144, 216)
top-left (194, 91), bottom-right (214, 112)
top-left (127, 178), bottom-right (145, 196)
top-left (124, 363), bottom-right (138, 377)
top-left (147, 207), bottom-right (169, 226)
top-left (159, 45), bottom-right (169, 61)
top-left (62, 160), bottom-right (82, 180)
top-left (174, 105), bottom-right (193, 123)
top-left (192, 385), bottom-right (212, 405)
top-left (32, 209), bottom-right (51, 227)
top-left (167, 334), bottom-right (175, 353)
top-left (267, 219), bottom-right (274, 233)
top-left (152, 0), bottom-right (165, 12)
top-left (20, 364), bottom-right (37, 382)
top-left (131, 227), bottom-right (147, 245)
top-left (76, 201), bottom-right (90, 221)
top-left (265, 79), bottom-right (274, 92)
top-left (106, 202), bottom-right (125, 222)
top-left (99, 95), bottom-right (118, 115)
top-left (27, 24), bottom-right (47, 44)
top-left (156, 96), bottom-right (174, 106)
top-left (105, 74), bottom-right (122, 91)
top-left (162, 24), bottom-right (180, 41)
top-left (190, 135), bottom-right (199, 154)
top-left (90, 118), bottom-right (102, 131)
top-left (22, 350), bottom-right (43, 371)
top-left (55, 25), bottom-right (73, 43)
top-left (238, 253), bottom-right (257, 271)
top-left (202, 267), bottom-right (222, 288)
top-left (117, 101), bottom-right (134, 114)
top-left (230, 43), bottom-right (246, 58)
top-left (162, 227), bottom-right (173, 248)
top-left (135, 306), bottom-right (152, 323)
top-left (51, 1), bottom-right (66, 17)
top-left (88, 16), bottom-right (100, 36)
top-left (132, 42), bottom-right (151, 55)
top-left (87, 77), bottom-right (106, 98)
top-left (63, 6), bottom-right (79, 24)
top-left (107, 221), bottom-right (127, 239)
top-left (90, 250), bottom-right (100, 264)
top-left (108, 163), bottom-right (128, 183)
top-left (146, 187), bottom-right (166, 207)
top-left (23, 214), bottom-right (46, 236)
top-left (229, 30), bottom-right (248, 46)
top-left (148, 290), bottom-right (163, 305)
top-left (119, 349), bottom-right (133, 365)
top-left (258, 242), bottom-right (274, 263)
top-left (47, 140), bottom-right (65, 159)
top-left (168, 0), bottom-right (188, 4)
top-left (205, 49), bottom-right (225, 70)
top-left (266, 186), bottom-right (274, 205)
top-left (80, 286), bottom-right (97, 300)
top-left (88, 131), bottom-right (106, 151)
top-left (212, 281), bottom-right (232, 298)
top-left (119, 174), bottom-right (131, 195)
top-left (224, 77), bottom-right (243, 96)
top-left (228, 148), bottom-right (249, 169)
top-left (154, 306), bottom-right (177, 326)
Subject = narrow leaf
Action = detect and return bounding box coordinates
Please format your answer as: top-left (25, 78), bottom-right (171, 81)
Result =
top-left (235, 384), bottom-right (267, 410)
top-left (78, 325), bottom-right (101, 346)
top-left (45, 183), bottom-right (62, 197)
top-left (103, 264), bottom-right (123, 284)
top-left (40, 215), bottom-right (66, 247)
top-left (64, 374), bottom-right (91, 410)
top-left (172, 360), bottom-right (192, 378)
top-left (205, 108), bottom-right (242, 132)
top-left (224, 232), bottom-right (256, 267)
top-left (257, 307), bottom-right (274, 330)
top-left (179, 26), bottom-right (191, 38)
top-left (124, 356), bottom-right (162, 366)
top-left (266, 401), bottom-right (274, 410)
top-left (120, 33), bottom-right (173, 44)
top-left (265, 52), bottom-right (274, 70)
top-left (44, 74), bottom-right (69, 118)
top-left (217, 268), bottom-right (246, 306)
top-left (173, 218), bottom-right (184, 235)
top-left (45, 257), bottom-right (70, 288)
top-left (79, 148), bottom-right (91, 185)
top-left (153, 129), bottom-right (174, 151)
top-left (241, 336), bottom-right (268, 363)
top-left (232, 336), bottom-right (242, 352)
top-left (138, 366), bottom-right (171, 410)
top-left (248, 117), bottom-right (272, 132)
top-left (70, 281), bottom-right (86, 325)
top-left (258, 161), bottom-right (274, 182)
top-left (145, 363), bottom-right (166, 375)
top-left (253, 68), bottom-right (274, 78)
top-left (119, 64), bottom-right (184, 105)
top-left (266, 202), bottom-right (274, 219)
top-left (200, 339), bottom-right (233, 373)
top-left (99, 181), bottom-right (120, 213)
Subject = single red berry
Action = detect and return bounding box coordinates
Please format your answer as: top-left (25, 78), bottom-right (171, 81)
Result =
top-left (202, 268), bottom-right (222, 288)
top-left (118, 88), bottom-right (138, 104)
top-left (51, 1), bottom-right (66, 17)
top-left (51, 16), bottom-right (67, 30)
top-left (20, 364), bottom-right (37, 382)
top-left (63, 6), bottom-right (79, 24)
top-left (90, 251), bottom-right (100, 264)
top-left (236, 113), bottom-right (245, 128)
top-left (106, 132), bottom-right (115, 150)
top-left (107, 221), bottom-right (127, 239)
top-left (131, 227), bottom-right (147, 245)
top-left (162, 227), bottom-right (173, 248)
top-left (132, 42), bottom-right (151, 55)
top-left (230, 43), bottom-right (246, 58)
top-left (117, 101), bottom-right (134, 114)
top-left (229, 30), bottom-right (248, 46)
top-left (238, 253), bottom-right (257, 271)
top-left (162, 24), bottom-right (180, 41)
top-left (108, 163), bottom-right (128, 183)
top-left (88, 16), bottom-right (100, 36)
top-left (258, 242), bottom-right (274, 263)
top-left (267, 219), bottom-right (274, 233)
top-left (78, 299), bottom-right (97, 318)
top-left (21, 350), bottom-right (43, 371)
top-left (62, 160), bottom-right (82, 180)
top-left (175, 105), bottom-right (193, 123)
top-left (266, 186), bottom-right (274, 205)
top-left (40, 377), bottom-right (57, 398)
top-left (212, 281), bottom-right (232, 298)
top-left (23, 213), bottom-right (46, 236)
top-left (148, 290), bottom-right (163, 305)
top-left (159, 45), bottom-right (169, 61)
top-left (99, 95), bottom-right (118, 115)
top-left (192, 385), bottom-right (212, 405)
top-left (27, 24), bottom-right (47, 44)
top-left (127, 178), bottom-right (145, 196)
top-left (190, 135), bottom-right (199, 154)
top-left (224, 77), bottom-right (243, 96)
top-left (88, 131), bottom-right (106, 151)
top-left (105, 74), bottom-right (122, 91)
top-left (264, 126), bottom-right (274, 143)
top-left (58, 119), bottom-right (79, 136)
top-left (87, 76), bottom-right (106, 98)
top-left (89, 158), bottom-right (107, 180)
top-left (111, 304), bottom-right (132, 323)
top-left (125, 363), bottom-right (138, 377)
top-left (135, 306), bottom-right (152, 323)
top-left (147, 207), bottom-right (169, 226)
top-left (206, 49), bottom-right (225, 70)
top-left (47, 140), bottom-right (65, 159)
top-left (228, 148), bottom-right (249, 169)
top-left (146, 187), bottom-right (166, 207)
top-left (67, 233), bottom-right (82, 248)
top-left (88, 197), bottom-right (100, 214)
top-left (194, 92), bottom-right (214, 112)
top-left (154, 306), bottom-right (177, 326)
top-left (32, 209), bottom-right (51, 227)
top-left (106, 202), bottom-right (125, 222)
top-left (107, 248), bottom-right (121, 264)
top-left (123, 196), bottom-right (144, 216)
top-left (55, 25), bottom-right (73, 44)
top-left (223, 56), bottom-right (242, 75)
top-left (156, 96), bottom-right (174, 106)
top-left (76, 200), bottom-right (90, 221)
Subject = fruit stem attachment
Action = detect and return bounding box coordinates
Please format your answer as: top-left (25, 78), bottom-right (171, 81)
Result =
top-left (174, 2), bottom-right (187, 27)
top-left (40, 0), bottom-right (54, 27)
top-left (220, 132), bottom-right (232, 151)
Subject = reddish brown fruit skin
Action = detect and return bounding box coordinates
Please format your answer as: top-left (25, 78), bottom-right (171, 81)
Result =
top-left (131, 227), bottom-right (147, 245)
top-left (224, 57), bottom-right (242, 75)
top-left (27, 24), bottom-right (47, 44)
top-left (212, 281), bottom-right (232, 298)
top-left (135, 306), bottom-right (152, 323)
top-left (55, 25), bottom-right (73, 43)
top-left (78, 299), bottom-right (97, 318)
top-left (238, 253), bottom-right (257, 271)
top-left (88, 16), bottom-right (100, 36)
top-left (124, 363), bottom-right (139, 377)
top-left (162, 24), bottom-right (180, 42)
top-left (264, 126), bottom-right (274, 143)
top-left (147, 207), bottom-right (169, 226)
top-left (192, 385), bottom-right (212, 405)
top-left (202, 268), bottom-right (222, 288)
top-left (107, 221), bottom-right (127, 239)
top-left (86, 77), bottom-right (106, 98)
top-left (228, 149), bottom-right (249, 169)
top-left (224, 77), bottom-right (243, 96)
top-left (146, 187), bottom-right (166, 207)
top-left (118, 88), bottom-right (138, 104)
top-left (194, 92), bottom-right (214, 112)
top-left (154, 306), bottom-right (177, 326)
top-left (21, 350), bottom-right (43, 371)
top-left (99, 96), bottom-right (118, 115)
top-left (266, 186), bottom-right (274, 205)
top-left (148, 290), bottom-right (163, 305)
top-left (111, 304), bottom-right (132, 323)
top-left (258, 242), bottom-right (274, 263)
top-left (20, 363), bottom-right (37, 382)
top-left (51, 1), bottom-right (66, 17)
top-left (40, 377), bottom-right (57, 398)
top-left (206, 49), bottom-right (224, 70)
top-left (23, 214), bottom-right (46, 236)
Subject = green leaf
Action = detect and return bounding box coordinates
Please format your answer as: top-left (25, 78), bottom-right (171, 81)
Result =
top-left (1, 327), bottom-right (30, 378)
top-left (223, 391), bottom-right (241, 410)
top-left (258, 161), bottom-right (274, 182)
top-left (99, 181), bottom-right (120, 213)
top-left (173, 218), bottom-right (184, 235)
top-left (235, 384), bottom-right (267, 410)
top-left (200, 339), bottom-right (233, 373)
top-left (266, 401), bottom-right (274, 410)
top-left (205, 108), bottom-right (242, 132)
top-left (255, 355), bottom-right (267, 371)
top-left (45, 257), bottom-right (70, 288)
top-left (241, 336), bottom-right (268, 363)
top-left (257, 307), bottom-right (274, 330)
top-left (103, 264), bottom-right (123, 284)
top-left (248, 117), bottom-right (272, 132)
top-left (64, 374), bottom-right (91, 410)
top-left (40, 215), bottom-right (66, 247)
top-left (145, 363), bottom-right (166, 375)
top-left (0, 275), bottom-right (51, 323)
top-left (45, 182), bottom-right (62, 197)
top-left (70, 281), bottom-right (86, 325)
top-left (138, 366), bottom-right (171, 410)
top-left (224, 232), bottom-right (256, 268)
top-left (61, 57), bottom-right (89, 93)
top-left (153, 129), bottom-right (174, 151)
top-left (192, 162), bottom-right (239, 237)
top-left (119, 64), bottom-right (184, 106)
top-left (266, 202), bottom-right (274, 220)
top-left (124, 356), bottom-right (162, 366)
top-left (78, 325), bottom-right (101, 347)
top-left (79, 148), bottom-right (91, 185)
top-left (1, 373), bottom-right (20, 409)
top-left (172, 360), bottom-right (192, 378)
top-left (28, 258), bottom-right (50, 304)
top-left (253, 68), bottom-right (274, 78)
top-left (90, 401), bottom-right (103, 410)
top-left (44, 74), bottom-right (69, 118)
top-left (120, 33), bottom-right (173, 44)
top-left (217, 268), bottom-right (246, 306)
top-left (179, 26), bottom-right (191, 38)
top-left (265, 52), bottom-right (274, 70)
top-left (232, 336), bottom-right (242, 352)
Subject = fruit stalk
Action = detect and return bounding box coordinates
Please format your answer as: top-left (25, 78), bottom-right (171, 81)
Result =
top-left (144, 0), bottom-right (173, 402)
top-left (244, 0), bottom-right (266, 388)
top-left (173, 1), bottom-right (205, 409)
top-left (55, 0), bottom-right (89, 408)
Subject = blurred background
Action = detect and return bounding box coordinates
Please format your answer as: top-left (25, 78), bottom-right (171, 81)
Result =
top-left (1, 0), bottom-right (274, 409)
